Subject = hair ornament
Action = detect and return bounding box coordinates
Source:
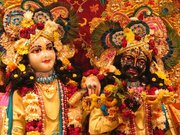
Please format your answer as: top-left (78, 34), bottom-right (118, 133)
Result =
top-left (0, 0), bottom-right (79, 74)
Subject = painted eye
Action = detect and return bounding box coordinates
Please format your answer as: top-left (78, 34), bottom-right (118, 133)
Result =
top-left (31, 48), bottom-right (41, 53)
top-left (46, 46), bottom-right (53, 50)
top-left (137, 59), bottom-right (146, 65)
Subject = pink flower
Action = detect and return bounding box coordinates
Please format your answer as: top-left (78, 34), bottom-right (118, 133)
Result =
top-left (68, 127), bottom-right (81, 135)
top-left (26, 120), bottom-right (42, 132)
top-left (5, 72), bottom-right (10, 78)
top-left (167, 86), bottom-right (174, 92)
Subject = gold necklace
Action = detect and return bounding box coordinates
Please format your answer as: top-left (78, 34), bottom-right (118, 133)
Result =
top-left (36, 80), bottom-right (60, 121)
top-left (36, 80), bottom-right (58, 100)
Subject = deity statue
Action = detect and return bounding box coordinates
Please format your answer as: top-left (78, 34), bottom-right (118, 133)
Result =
top-left (0, 1), bottom-right (83, 135)
top-left (81, 5), bottom-right (179, 135)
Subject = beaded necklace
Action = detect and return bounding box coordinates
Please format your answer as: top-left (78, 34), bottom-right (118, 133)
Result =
top-left (128, 87), bottom-right (153, 135)
top-left (36, 71), bottom-right (57, 84)
top-left (34, 80), bottom-right (68, 135)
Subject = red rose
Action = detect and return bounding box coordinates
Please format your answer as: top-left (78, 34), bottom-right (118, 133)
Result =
top-left (20, 29), bottom-right (27, 38)
top-left (19, 86), bottom-right (30, 96)
top-left (122, 110), bottom-right (132, 117)
top-left (135, 35), bottom-right (141, 41)
top-left (67, 65), bottom-right (75, 70)
top-left (29, 25), bottom-right (36, 35)
top-left (153, 47), bottom-right (158, 55)
top-left (148, 39), bottom-right (155, 49)
top-left (97, 74), bottom-right (105, 80)
top-left (148, 87), bottom-right (158, 95)
top-left (167, 86), bottom-right (174, 92)
top-left (121, 38), bottom-right (127, 48)
top-left (153, 128), bottom-right (165, 135)
top-left (122, 80), bottom-right (127, 86)
top-left (91, 68), bottom-right (99, 75)
top-left (36, 23), bottom-right (44, 30)
top-left (119, 103), bottom-right (126, 110)
top-left (83, 68), bottom-right (99, 76)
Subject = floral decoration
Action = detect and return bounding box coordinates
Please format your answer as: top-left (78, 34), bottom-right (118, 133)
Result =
top-left (18, 64), bottom-right (26, 72)
top-left (22, 92), bottom-right (42, 134)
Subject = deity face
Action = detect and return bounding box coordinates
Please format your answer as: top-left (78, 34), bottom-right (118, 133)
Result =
top-left (28, 36), bottom-right (56, 73)
top-left (120, 48), bottom-right (147, 81)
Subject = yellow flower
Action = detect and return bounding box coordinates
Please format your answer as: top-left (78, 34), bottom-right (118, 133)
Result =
top-left (7, 62), bottom-right (17, 72)
top-left (54, 31), bottom-right (60, 41)
top-left (141, 92), bottom-right (147, 101)
top-left (62, 58), bottom-right (71, 66)
top-left (27, 131), bottom-right (40, 135)
top-left (17, 45), bottom-right (29, 55)
top-left (155, 71), bottom-right (166, 80)
top-left (114, 69), bottom-right (121, 75)
top-left (123, 28), bottom-right (135, 43)
top-left (21, 19), bottom-right (34, 28)
top-left (21, 11), bottom-right (34, 28)
top-left (128, 89), bottom-right (134, 94)
top-left (104, 84), bottom-right (115, 92)
top-left (18, 64), bottom-right (26, 71)
top-left (164, 79), bottom-right (172, 86)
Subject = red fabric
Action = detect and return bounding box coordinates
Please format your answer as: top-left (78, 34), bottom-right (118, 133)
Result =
top-left (59, 0), bottom-right (106, 71)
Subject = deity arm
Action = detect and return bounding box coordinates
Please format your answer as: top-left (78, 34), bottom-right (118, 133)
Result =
top-left (89, 108), bottom-right (119, 135)
top-left (11, 91), bottom-right (25, 135)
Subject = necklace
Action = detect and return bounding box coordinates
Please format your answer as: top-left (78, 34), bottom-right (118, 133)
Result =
top-left (36, 71), bottom-right (57, 84)
top-left (36, 80), bottom-right (58, 100)
top-left (36, 81), bottom-right (60, 120)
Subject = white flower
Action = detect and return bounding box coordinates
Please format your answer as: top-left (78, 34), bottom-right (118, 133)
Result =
top-left (23, 11), bottom-right (33, 20)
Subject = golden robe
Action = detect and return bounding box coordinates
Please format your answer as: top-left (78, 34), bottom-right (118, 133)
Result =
top-left (12, 90), bottom-right (60, 135)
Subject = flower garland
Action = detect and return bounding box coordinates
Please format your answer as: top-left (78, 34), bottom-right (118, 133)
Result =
top-left (22, 91), bottom-right (42, 135)
top-left (82, 74), bottom-right (173, 135)
top-left (20, 80), bottom-right (70, 135)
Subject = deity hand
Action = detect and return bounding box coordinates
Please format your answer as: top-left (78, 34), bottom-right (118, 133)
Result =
top-left (81, 74), bottom-right (101, 96)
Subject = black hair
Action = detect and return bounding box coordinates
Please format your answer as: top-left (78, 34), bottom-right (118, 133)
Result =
top-left (7, 55), bottom-right (36, 90)
top-left (7, 49), bottom-right (83, 91)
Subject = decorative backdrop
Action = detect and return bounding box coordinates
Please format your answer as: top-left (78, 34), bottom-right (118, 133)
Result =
top-left (0, 0), bottom-right (179, 90)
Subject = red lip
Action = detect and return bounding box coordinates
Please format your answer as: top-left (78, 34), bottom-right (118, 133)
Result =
top-left (42, 59), bottom-right (51, 63)
top-left (127, 69), bottom-right (137, 74)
